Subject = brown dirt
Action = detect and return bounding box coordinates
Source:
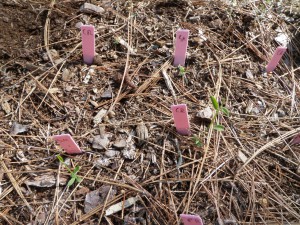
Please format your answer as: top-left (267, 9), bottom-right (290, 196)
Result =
top-left (0, 0), bottom-right (299, 224)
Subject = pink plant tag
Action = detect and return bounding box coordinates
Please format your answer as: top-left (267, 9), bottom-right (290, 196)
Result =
top-left (171, 104), bottom-right (191, 135)
top-left (81, 25), bottom-right (95, 65)
top-left (52, 134), bottom-right (82, 154)
top-left (266, 46), bottom-right (287, 72)
top-left (173, 29), bottom-right (189, 67)
top-left (180, 214), bottom-right (203, 225)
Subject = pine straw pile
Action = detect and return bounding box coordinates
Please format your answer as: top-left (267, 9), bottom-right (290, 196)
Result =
top-left (0, 0), bottom-right (299, 224)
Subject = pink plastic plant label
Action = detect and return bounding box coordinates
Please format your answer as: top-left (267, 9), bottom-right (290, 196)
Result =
top-left (173, 29), bottom-right (189, 67)
top-left (81, 25), bottom-right (95, 65)
top-left (171, 104), bottom-right (191, 136)
top-left (52, 134), bottom-right (82, 154)
top-left (266, 46), bottom-right (287, 72)
top-left (180, 214), bottom-right (203, 225)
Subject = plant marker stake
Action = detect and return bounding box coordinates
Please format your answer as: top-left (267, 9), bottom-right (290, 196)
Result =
top-left (171, 104), bottom-right (191, 135)
top-left (180, 214), bottom-right (203, 225)
top-left (52, 134), bottom-right (82, 154)
top-left (81, 25), bottom-right (95, 65)
top-left (266, 46), bottom-right (287, 72)
top-left (173, 29), bottom-right (189, 67)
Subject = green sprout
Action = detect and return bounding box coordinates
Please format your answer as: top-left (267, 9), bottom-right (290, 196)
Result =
top-left (210, 96), bottom-right (229, 131)
top-left (192, 135), bottom-right (203, 148)
top-left (56, 155), bottom-right (81, 187)
top-left (113, 37), bottom-right (120, 45)
top-left (178, 65), bottom-right (186, 76)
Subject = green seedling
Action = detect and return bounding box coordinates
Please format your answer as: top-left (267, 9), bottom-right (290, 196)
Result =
top-left (192, 135), bottom-right (203, 148)
top-left (178, 65), bottom-right (186, 76)
top-left (56, 155), bottom-right (81, 187)
top-left (113, 37), bottom-right (120, 45)
top-left (210, 96), bottom-right (229, 131)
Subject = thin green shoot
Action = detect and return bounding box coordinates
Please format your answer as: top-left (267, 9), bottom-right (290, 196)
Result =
top-left (210, 96), bottom-right (230, 131)
top-left (192, 135), bottom-right (203, 148)
top-left (56, 155), bottom-right (81, 187)
top-left (178, 65), bottom-right (186, 76)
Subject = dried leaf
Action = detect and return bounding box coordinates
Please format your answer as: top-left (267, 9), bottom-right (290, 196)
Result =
top-left (162, 69), bottom-right (176, 98)
top-left (196, 107), bottom-right (213, 119)
top-left (93, 109), bottom-right (107, 125)
top-left (84, 186), bottom-right (116, 213)
top-left (1, 101), bottom-right (11, 114)
top-left (62, 68), bottom-right (73, 81)
top-left (84, 189), bottom-right (101, 213)
top-left (101, 88), bottom-right (113, 99)
top-left (90, 134), bottom-right (110, 150)
top-left (75, 186), bottom-right (90, 196)
top-left (291, 133), bottom-right (300, 145)
top-left (113, 139), bottom-right (127, 149)
top-left (10, 122), bottom-right (28, 135)
top-left (25, 173), bottom-right (67, 187)
top-left (136, 123), bottom-right (149, 141)
top-left (122, 148), bottom-right (136, 159)
top-left (238, 150), bottom-right (248, 163)
top-left (105, 149), bottom-right (120, 157)
top-left (94, 157), bottom-right (111, 167)
top-left (245, 69), bottom-right (254, 80)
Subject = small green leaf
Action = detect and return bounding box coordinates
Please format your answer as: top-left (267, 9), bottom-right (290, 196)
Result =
top-left (221, 107), bottom-right (230, 116)
top-left (195, 141), bottom-right (202, 147)
top-left (214, 124), bottom-right (224, 131)
top-left (73, 165), bottom-right (80, 174)
top-left (67, 177), bottom-right (76, 187)
top-left (56, 155), bottom-right (64, 163)
top-left (75, 176), bottom-right (81, 182)
top-left (210, 96), bottom-right (219, 110)
top-left (178, 65), bottom-right (185, 76)
top-left (192, 136), bottom-right (202, 147)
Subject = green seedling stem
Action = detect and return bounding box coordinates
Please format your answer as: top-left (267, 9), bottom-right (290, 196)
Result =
top-left (56, 155), bottom-right (81, 187)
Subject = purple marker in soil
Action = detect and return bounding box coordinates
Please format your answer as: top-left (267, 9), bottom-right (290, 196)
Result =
top-left (53, 134), bottom-right (82, 154)
top-left (81, 25), bottom-right (95, 65)
top-left (173, 29), bottom-right (189, 67)
top-left (266, 46), bottom-right (287, 72)
top-left (171, 104), bottom-right (191, 136)
top-left (180, 214), bottom-right (203, 225)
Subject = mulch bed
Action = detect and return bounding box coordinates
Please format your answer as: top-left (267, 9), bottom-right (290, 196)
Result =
top-left (0, 0), bottom-right (299, 224)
